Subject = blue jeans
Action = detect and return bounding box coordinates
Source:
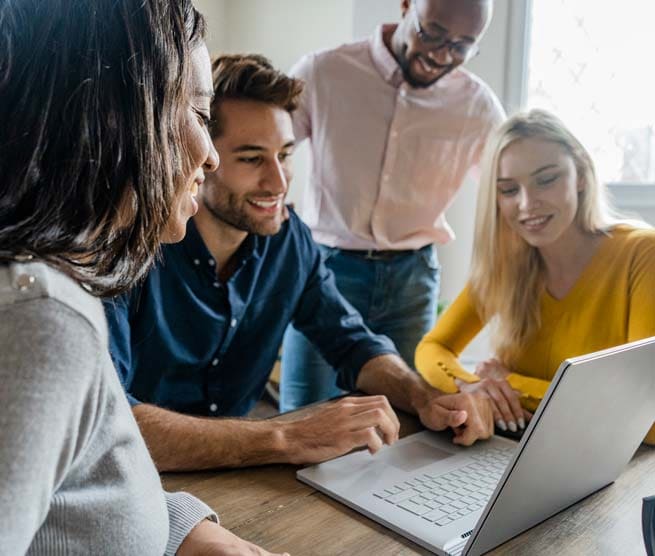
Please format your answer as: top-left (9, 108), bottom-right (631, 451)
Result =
top-left (280, 244), bottom-right (440, 412)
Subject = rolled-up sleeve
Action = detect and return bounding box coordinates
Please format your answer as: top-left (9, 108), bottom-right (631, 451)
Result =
top-left (291, 228), bottom-right (398, 391)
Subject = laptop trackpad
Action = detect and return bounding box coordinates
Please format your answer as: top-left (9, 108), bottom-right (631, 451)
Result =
top-left (381, 441), bottom-right (454, 472)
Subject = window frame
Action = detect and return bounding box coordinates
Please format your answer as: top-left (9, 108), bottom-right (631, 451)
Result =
top-left (504, 0), bottom-right (655, 214)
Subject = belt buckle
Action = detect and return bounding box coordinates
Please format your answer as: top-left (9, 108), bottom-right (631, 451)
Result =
top-left (364, 249), bottom-right (389, 261)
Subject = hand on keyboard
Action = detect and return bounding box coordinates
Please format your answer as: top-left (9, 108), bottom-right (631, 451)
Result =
top-left (281, 395), bottom-right (400, 464)
top-left (415, 390), bottom-right (494, 446)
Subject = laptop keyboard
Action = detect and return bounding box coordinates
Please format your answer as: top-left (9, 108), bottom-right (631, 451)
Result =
top-left (373, 447), bottom-right (514, 526)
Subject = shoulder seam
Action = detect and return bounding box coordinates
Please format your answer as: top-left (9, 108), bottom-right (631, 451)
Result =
top-left (2, 295), bottom-right (104, 346)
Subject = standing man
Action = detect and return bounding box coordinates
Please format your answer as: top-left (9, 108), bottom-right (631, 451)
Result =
top-left (281, 0), bottom-right (505, 410)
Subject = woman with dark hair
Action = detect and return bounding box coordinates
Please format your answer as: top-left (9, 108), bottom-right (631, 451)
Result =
top-left (0, 1), bottom-right (285, 554)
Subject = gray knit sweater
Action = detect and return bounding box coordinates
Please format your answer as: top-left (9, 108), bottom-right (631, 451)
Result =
top-left (0, 262), bottom-right (216, 555)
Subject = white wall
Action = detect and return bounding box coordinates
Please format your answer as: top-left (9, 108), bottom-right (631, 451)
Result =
top-left (206, 0), bottom-right (354, 72)
top-left (352, 0), bottom-right (398, 39)
top-left (199, 0), bottom-right (227, 54)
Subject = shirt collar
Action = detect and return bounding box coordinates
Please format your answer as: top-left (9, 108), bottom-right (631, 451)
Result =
top-left (237, 233), bottom-right (260, 263)
top-left (181, 218), bottom-right (261, 274)
top-left (181, 218), bottom-right (213, 268)
top-left (369, 24), bottom-right (404, 87)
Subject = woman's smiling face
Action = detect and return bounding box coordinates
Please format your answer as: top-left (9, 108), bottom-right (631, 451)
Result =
top-left (162, 44), bottom-right (220, 244)
top-left (496, 137), bottom-right (582, 249)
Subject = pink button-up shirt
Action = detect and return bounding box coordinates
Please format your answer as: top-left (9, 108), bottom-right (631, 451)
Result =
top-left (290, 24), bottom-right (505, 250)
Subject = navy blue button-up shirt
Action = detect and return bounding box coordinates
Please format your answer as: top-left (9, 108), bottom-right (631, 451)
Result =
top-left (104, 210), bottom-right (397, 417)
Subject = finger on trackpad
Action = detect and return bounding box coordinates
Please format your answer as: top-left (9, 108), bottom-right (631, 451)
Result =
top-left (380, 441), bottom-right (454, 472)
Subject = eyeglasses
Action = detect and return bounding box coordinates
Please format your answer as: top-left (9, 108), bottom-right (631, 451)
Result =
top-left (411, 3), bottom-right (479, 62)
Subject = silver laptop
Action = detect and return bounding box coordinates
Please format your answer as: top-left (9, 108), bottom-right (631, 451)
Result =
top-left (297, 337), bottom-right (655, 555)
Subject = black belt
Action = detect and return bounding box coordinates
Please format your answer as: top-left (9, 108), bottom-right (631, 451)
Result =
top-left (339, 248), bottom-right (416, 261)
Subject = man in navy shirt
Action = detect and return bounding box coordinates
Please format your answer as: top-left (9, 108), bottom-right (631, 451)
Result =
top-left (104, 54), bottom-right (493, 471)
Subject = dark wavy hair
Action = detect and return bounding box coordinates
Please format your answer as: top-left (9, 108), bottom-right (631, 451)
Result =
top-left (0, 0), bottom-right (206, 295)
top-left (210, 54), bottom-right (304, 137)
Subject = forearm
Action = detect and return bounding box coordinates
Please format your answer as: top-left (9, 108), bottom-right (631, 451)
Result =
top-left (414, 285), bottom-right (483, 392)
top-left (415, 341), bottom-right (479, 393)
top-left (355, 354), bottom-right (440, 415)
top-left (133, 404), bottom-right (289, 471)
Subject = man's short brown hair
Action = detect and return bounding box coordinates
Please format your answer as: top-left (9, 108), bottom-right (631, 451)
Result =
top-left (210, 54), bottom-right (304, 137)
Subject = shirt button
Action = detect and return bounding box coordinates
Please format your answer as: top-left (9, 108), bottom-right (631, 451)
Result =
top-left (15, 274), bottom-right (36, 291)
top-left (230, 318), bottom-right (237, 328)
top-left (400, 89), bottom-right (407, 98)
top-left (383, 174), bottom-right (390, 181)
top-left (390, 130), bottom-right (398, 138)
top-left (213, 281), bottom-right (220, 288)
top-left (209, 403), bottom-right (218, 413)
top-left (193, 259), bottom-right (200, 266)
top-left (211, 358), bottom-right (219, 367)
top-left (208, 259), bottom-right (215, 267)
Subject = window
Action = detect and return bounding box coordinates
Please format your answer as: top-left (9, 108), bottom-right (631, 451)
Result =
top-left (524, 0), bottom-right (655, 187)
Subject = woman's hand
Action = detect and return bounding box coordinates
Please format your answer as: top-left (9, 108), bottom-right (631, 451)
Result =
top-left (456, 359), bottom-right (529, 433)
top-left (475, 358), bottom-right (511, 381)
top-left (178, 519), bottom-right (289, 556)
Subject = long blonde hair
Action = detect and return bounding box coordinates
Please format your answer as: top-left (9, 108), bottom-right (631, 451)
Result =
top-left (469, 109), bottom-right (630, 364)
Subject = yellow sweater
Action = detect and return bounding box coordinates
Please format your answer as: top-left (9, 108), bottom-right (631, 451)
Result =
top-left (415, 226), bottom-right (655, 445)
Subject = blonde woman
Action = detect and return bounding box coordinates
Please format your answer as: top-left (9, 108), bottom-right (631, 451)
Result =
top-left (415, 109), bottom-right (655, 444)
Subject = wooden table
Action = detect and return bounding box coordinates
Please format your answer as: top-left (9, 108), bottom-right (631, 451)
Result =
top-left (162, 410), bottom-right (655, 555)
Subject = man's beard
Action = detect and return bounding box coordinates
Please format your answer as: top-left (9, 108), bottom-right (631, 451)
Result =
top-left (398, 46), bottom-right (451, 88)
top-left (202, 194), bottom-right (282, 236)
